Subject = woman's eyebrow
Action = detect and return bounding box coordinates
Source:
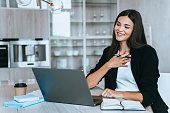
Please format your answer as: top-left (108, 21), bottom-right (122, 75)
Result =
top-left (117, 21), bottom-right (121, 23)
top-left (124, 24), bottom-right (131, 26)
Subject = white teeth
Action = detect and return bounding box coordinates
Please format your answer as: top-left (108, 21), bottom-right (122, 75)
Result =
top-left (118, 33), bottom-right (124, 36)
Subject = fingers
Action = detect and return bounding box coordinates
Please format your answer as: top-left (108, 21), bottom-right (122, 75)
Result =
top-left (121, 57), bottom-right (131, 65)
top-left (121, 52), bottom-right (131, 58)
top-left (117, 50), bottom-right (120, 55)
top-left (101, 89), bottom-right (115, 98)
top-left (122, 57), bottom-right (131, 63)
top-left (101, 89), bottom-right (123, 99)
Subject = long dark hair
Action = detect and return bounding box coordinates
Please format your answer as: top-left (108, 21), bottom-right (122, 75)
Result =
top-left (108, 9), bottom-right (147, 59)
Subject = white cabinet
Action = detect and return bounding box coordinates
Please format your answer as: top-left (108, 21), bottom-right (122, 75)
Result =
top-left (50, 0), bottom-right (118, 74)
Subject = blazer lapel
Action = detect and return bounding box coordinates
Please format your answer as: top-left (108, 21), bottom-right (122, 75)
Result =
top-left (130, 48), bottom-right (141, 84)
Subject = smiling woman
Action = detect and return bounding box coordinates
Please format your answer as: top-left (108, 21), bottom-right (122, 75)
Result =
top-left (86, 9), bottom-right (169, 113)
top-left (114, 16), bottom-right (134, 42)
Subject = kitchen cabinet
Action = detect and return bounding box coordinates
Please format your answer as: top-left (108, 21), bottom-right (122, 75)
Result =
top-left (0, 1), bottom-right (50, 82)
top-left (50, 0), bottom-right (118, 74)
top-left (0, 8), bottom-right (49, 38)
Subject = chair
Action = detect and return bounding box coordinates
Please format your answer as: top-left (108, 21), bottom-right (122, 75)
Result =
top-left (158, 73), bottom-right (170, 112)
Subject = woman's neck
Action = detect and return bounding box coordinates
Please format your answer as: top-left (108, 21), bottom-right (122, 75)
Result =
top-left (119, 42), bottom-right (130, 55)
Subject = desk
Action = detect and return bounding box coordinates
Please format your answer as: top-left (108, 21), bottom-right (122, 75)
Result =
top-left (0, 83), bottom-right (150, 113)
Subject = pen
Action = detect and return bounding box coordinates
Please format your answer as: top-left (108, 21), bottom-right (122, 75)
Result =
top-left (114, 54), bottom-right (131, 59)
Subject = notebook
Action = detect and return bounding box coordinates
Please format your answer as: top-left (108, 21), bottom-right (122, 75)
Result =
top-left (14, 94), bottom-right (40, 102)
top-left (4, 98), bottom-right (44, 108)
top-left (101, 98), bottom-right (145, 111)
top-left (32, 68), bottom-right (102, 106)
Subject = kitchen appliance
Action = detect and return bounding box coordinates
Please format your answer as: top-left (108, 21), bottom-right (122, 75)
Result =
top-left (0, 41), bottom-right (10, 67)
top-left (10, 40), bottom-right (50, 67)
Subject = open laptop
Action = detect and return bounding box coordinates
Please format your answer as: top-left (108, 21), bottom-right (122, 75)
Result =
top-left (32, 68), bottom-right (102, 106)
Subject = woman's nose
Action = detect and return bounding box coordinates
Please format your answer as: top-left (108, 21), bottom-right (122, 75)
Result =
top-left (118, 26), bottom-right (124, 31)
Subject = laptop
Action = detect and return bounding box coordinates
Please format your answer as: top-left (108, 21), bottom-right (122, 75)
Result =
top-left (32, 68), bottom-right (102, 106)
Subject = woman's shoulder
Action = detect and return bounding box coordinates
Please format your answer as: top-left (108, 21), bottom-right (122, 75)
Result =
top-left (132, 45), bottom-right (156, 53)
top-left (132, 45), bottom-right (157, 57)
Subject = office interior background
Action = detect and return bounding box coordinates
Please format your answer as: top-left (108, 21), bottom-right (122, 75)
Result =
top-left (0, 0), bottom-right (170, 111)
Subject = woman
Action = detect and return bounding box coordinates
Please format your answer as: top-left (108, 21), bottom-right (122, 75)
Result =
top-left (86, 9), bottom-right (168, 113)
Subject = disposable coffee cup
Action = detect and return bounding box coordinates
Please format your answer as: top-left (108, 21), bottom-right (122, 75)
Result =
top-left (14, 83), bottom-right (27, 96)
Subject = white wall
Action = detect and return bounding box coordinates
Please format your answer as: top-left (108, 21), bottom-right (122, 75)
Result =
top-left (119, 0), bottom-right (170, 72)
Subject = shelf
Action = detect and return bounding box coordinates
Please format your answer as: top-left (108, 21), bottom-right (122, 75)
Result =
top-left (51, 44), bottom-right (110, 48)
top-left (50, 36), bottom-right (112, 40)
top-left (86, 45), bottom-right (109, 47)
top-left (53, 55), bottom-right (82, 57)
top-left (86, 2), bottom-right (116, 6)
top-left (85, 35), bottom-right (112, 39)
top-left (71, 21), bottom-right (83, 23)
top-left (53, 54), bottom-right (102, 57)
top-left (51, 45), bottom-right (109, 48)
top-left (71, 21), bottom-right (114, 23)
top-left (50, 36), bottom-right (84, 40)
top-left (51, 45), bottom-right (83, 48)
top-left (72, 2), bottom-right (83, 4)
top-left (86, 21), bottom-right (115, 23)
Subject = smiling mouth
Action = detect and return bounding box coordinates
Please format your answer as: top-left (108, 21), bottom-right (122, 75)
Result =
top-left (117, 32), bottom-right (125, 37)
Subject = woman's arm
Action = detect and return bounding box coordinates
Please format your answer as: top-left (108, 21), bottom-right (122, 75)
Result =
top-left (86, 63), bottom-right (110, 89)
top-left (87, 52), bottom-right (131, 89)
top-left (101, 88), bottom-right (143, 103)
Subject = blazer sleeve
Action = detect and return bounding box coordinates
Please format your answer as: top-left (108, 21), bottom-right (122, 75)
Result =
top-left (139, 46), bottom-right (160, 107)
top-left (86, 47), bottom-right (109, 79)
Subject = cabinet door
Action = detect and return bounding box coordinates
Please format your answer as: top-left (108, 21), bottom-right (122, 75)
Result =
top-left (0, 8), bottom-right (49, 38)
top-left (51, 39), bottom-right (83, 70)
top-left (85, 0), bottom-right (117, 37)
top-left (50, 0), bottom-right (84, 70)
top-left (0, 0), bottom-right (6, 7)
top-left (0, 68), bottom-right (10, 81)
top-left (85, 0), bottom-right (117, 73)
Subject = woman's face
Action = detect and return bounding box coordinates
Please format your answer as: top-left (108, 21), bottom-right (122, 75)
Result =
top-left (114, 16), bottom-right (134, 42)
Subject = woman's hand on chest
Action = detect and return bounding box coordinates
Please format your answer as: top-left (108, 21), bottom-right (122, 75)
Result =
top-left (106, 52), bottom-right (131, 69)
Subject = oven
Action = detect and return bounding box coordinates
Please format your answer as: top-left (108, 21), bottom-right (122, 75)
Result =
top-left (0, 41), bottom-right (10, 68)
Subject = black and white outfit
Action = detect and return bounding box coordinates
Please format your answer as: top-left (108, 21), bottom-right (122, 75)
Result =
top-left (87, 45), bottom-right (168, 113)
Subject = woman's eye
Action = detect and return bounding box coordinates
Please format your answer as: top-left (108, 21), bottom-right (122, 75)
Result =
top-left (116, 23), bottom-right (120, 26)
top-left (125, 26), bottom-right (130, 29)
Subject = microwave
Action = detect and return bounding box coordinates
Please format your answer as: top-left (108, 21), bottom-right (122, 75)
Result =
top-left (10, 40), bottom-right (50, 68)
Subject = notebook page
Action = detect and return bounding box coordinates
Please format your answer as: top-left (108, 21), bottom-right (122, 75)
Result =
top-left (121, 100), bottom-right (145, 111)
top-left (101, 98), bottom-right (123, 110)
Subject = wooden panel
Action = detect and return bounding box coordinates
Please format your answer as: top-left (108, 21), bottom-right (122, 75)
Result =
top-left (0, 9), bottom-right (9, 38)
top-left (34, 9), bottom-right (49, 38)
top-left (0, 8), bottom-right (49, 38)
top-left (9, 9), bottom-right (35, 38)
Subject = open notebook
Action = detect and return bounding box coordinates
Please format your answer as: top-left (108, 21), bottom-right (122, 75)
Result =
top-left (101, 98), bottom-right (145, 111)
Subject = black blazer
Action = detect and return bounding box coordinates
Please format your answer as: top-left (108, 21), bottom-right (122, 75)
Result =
top-left (87, 45), bottom-right (168, 113)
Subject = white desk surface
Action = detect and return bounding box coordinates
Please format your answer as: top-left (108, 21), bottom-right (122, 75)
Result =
top-left (0, 83), bottom-right (150, 113)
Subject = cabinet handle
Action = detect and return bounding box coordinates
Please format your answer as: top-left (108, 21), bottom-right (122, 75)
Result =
top-left (27, 63), bottom-right (34, 65)
top-left (0, 47), bottom-right (6, 50)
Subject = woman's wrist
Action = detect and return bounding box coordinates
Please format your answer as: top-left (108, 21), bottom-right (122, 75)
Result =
top-left (114, 91), bottom-right (124, 99)
top-left (104, 62), bottom-right (112, 70)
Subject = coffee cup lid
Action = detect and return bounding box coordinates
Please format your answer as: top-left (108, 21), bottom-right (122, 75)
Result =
top-left (14, 83), bottom-right (27, 88)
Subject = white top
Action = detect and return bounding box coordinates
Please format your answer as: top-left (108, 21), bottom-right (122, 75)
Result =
top-left (115, 62), bottom-right (139, 92)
